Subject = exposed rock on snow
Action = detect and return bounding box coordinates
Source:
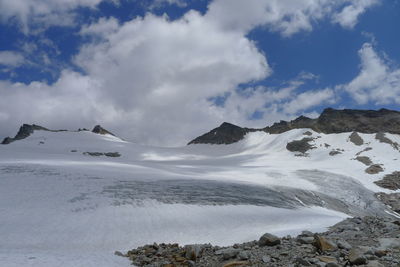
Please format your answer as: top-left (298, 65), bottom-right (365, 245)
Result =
top-left (355, 156), bottom-right (373, 166)
top-left (374, 171), bottom-right (400, 190)
top-left (375, 132), bottom-right (400, 151)
top-left (365, 164), bottom-right (384, 174)
top-left (2, 124), bottom-right (116, 145)
top-left (92, 125), bottom-right (115, 136)
top-left (349, 132), bottom-right (364, 146)
top-left (329, 150), bottom-right (342, 156)
top-left (188, 108), bottom-right (400, 145)
top-left (83, 151), bottom-right (121, 157)
top-left (356, 147), bottom-right (373, 156)
top-left (1, 124), bottom-right (50, 144)
top-left (286, 137), bottom-right (316, 154)
top-left (188, 122), bottom-right (257, 145)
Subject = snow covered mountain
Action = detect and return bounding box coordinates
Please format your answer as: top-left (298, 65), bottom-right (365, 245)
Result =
top-left (1, 108), bottom-right (399, 266)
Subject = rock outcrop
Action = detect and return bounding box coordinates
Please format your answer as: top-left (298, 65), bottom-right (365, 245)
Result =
top-left (188, 122), bottom-right (257, 145)
top-left (188, 108), bottom-right (400, 145)
top-left (375, 171), bottom-right (400, 190)
top-left (1, 124), bottom-right (50, 144)
top-left (92, 125), bottom-right (115, 136)
top-left (2, 124), bottom-right (117, 145)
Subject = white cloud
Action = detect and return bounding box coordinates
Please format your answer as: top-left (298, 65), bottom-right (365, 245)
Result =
top-left (283, 88), bottom-right (335, 114)
top-left (206, 0), bottom-right (381, 36)
top-left (0, 0), bottom-right (380, 35)
top-left (0, 10), bottom-right (270, 145)
top-left (344, 43), bottom-right (400, 104)
top-left (0, 51), bottom-right (24, 67)
top-left (332, 0), bottom-right (380, 28)
top-left (0, 0), bottom-right (382, 145)
top-left (0, 0), bottom-right (105, 32)
top-left (212, 73), bottom-right (334, 128)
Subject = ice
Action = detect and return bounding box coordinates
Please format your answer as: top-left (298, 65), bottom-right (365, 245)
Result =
top-left (0, 128), bottom-right (398, 266)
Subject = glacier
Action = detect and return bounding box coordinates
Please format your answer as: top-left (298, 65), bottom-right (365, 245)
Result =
top-left (0, 128), bottom-right (398, 266)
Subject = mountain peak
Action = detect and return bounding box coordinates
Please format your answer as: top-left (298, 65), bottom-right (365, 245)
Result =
top-left (188, 122), bottom-right (254, 145)
top-left (92, 125), bottom-right (115, 136)
top-left (188, 108), bottom-right (400, 145)
top-left (1, 124), bottom-right (49, 144)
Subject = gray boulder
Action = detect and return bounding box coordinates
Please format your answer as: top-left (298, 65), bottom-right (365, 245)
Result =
top-left (258, 233), bottom-right (281, 247)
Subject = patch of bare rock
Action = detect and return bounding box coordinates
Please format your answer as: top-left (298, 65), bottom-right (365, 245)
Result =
top-left (355, 156), bottom-right (373, 166)
top-left (365, 165), bottom-right (384, 175)
top-left (286, 138), bottom-right (316, 154)
top-left (375, 133), bottom-right (399, 151)
top-left (83, 152), bottom-right (121, 157)
top-left (120, 216), bottom-right (400, 267)
top-left (374, 172), bottom-right (400, 190)
top-left (349, 132), bottom-right (364, 146)
top-left (356, 148), bottom-right (373, 156)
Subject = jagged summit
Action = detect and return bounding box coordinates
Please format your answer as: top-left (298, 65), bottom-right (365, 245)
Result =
top-left (188, 122), bottom-right (258, 145)
top-left (1, 124), bottom-right (50, 144)
top-left (2, 124), bottom-right (115, 145)
top-left (92, 125), bottom-right (115, 136)
top-left (188, 108), bottom-right (400, 145)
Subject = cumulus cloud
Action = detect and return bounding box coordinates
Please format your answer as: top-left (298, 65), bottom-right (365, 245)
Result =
top-left (0, 51), bottom-right (24, 67)
top-left (0, 0), bottom-right (382, 145)
top-left (206, 0), bottom-right (381, 36)
top-left (283, 88), bottom-right (336, 114)
top-left (0, 0), bottom-right (104, 32)
top-left (344, 43), bottom-right (400, 104)
top-left (215, 73), bottom-right (335, 128)
top-left (0, 10), bottom-right (270, 145)
top-left (332, 0), bottom-right (380, 28)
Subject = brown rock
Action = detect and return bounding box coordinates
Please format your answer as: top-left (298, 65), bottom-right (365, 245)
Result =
top-left (318, 256), bottom-right (337, 263)
top-left (365, 164), bottom-right (384, 174)
top-left (223, 261), bottom-right (249, 267)
top-left (314, 235), bottom-right (337, 252)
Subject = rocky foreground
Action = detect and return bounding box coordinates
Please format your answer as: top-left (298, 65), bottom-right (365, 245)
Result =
top-left (117, 216), bottom-right (400, 267)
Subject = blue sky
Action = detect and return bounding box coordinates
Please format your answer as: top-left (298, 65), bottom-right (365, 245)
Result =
top-left (0, 0), bottom-right (399, 145)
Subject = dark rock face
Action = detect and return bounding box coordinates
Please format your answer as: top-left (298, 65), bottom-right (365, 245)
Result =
top-left (1, 124), bottom-right (49, 144)
top-left (314, 108), bottom-right (400, 134)
top-left (188, 122), bottom-right (256, 145)
top-left (267, 108), bottom-right (400, 135)
top-left (266, 115), bottom-right (315, 134)
top-left (349, 132), bottom-right (364, 146)
top-left (355, 156), bottom-right (373, 166)
top-left (286, 138), bottom-right (315, 153)
top-left (92, 125), bottom-right (115, 136)
top-left (83, 152), bottom-right (121, 157)
top-left (375, 171), bottom-right (400, 190)
top-left (188, 108), bottom-right (400, 145)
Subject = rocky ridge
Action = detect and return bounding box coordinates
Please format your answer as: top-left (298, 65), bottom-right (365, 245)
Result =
top-left (188, 108), bottom-right (400, 145)
top-left (1, 124), bottom-right (114, 144)
top-left (120, 216), bottom-right (400, 267)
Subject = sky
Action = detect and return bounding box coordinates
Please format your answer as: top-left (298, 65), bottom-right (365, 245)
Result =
top-left (0, 0), bottom-right (399, 146)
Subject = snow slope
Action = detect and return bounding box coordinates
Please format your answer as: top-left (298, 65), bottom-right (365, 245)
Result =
top-left (0, 128), bottom-right (398, 266)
